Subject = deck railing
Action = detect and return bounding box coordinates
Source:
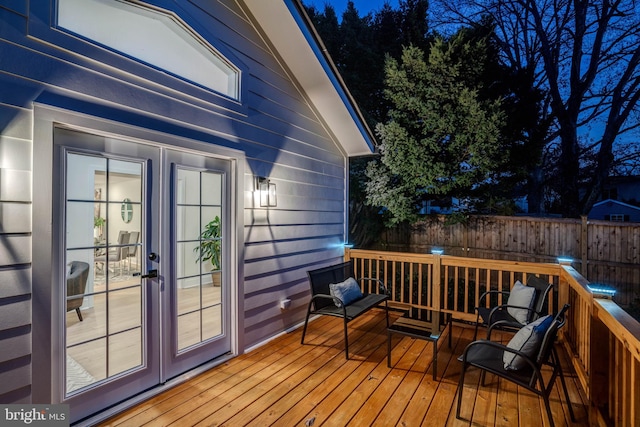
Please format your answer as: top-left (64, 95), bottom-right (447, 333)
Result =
top-left (344, 248), bottom-right (640, 426)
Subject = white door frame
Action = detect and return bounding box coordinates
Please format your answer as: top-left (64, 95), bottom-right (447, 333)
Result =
top-left (31, 104), bottom-right (245, 414)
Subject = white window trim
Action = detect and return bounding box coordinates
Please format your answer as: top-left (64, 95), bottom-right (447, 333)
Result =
top-left (57, 0), bottom-right (240, 99)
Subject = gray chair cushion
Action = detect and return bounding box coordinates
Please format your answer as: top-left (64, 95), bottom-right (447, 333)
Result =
top-left (503, 314), bottom-right (553, 370)
top-left (506, 280), bottom-right (536, 324)
top-left (329, 277), bottom-right (363, 307)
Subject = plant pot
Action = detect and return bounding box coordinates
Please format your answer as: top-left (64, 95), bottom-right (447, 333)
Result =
top-left (210, 271), bottom-right (221, 287)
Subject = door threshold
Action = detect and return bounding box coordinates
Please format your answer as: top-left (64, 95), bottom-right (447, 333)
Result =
top-left (73, 352), bottom-right (235, 427)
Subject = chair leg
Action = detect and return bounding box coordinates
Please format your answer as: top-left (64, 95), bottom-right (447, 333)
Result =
top-left (456, 362), bottom-right (468, 419)
top-left (542, 393), bottom-right (555, 427)
top-left (343, 317), bottom-right (349, 359)
top-left (432, 339), bottom-right (437, 380)
top-left (555, 352), bottom-right (576, 421)
top-left (387, 330), bottom-right (392, 368)
top-left (300, 302), bottom-right (313, 344)
top-left (75, 308), bottom-right (83, 321)
top-left (384, 301), bottom-right (389, 328)
top-left (473, 312), bottom-right (481, 340)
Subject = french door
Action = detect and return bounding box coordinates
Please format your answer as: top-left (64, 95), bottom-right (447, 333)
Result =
top-left (162, 149), bottom-right (232, 380)
top-left (57, 127), bottom-right (232, 422)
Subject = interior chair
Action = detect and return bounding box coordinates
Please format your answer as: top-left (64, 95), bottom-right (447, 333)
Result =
top-left (95, 230), bottom-right (129, 277)
top-left (67, 261), bottom-right (90, 321)
top-left (126, 231), bottom-right (139, 274)
top-left (457, 304), bottom-right (575, 427)
top-left (474, 275), bottom-right (553, 340)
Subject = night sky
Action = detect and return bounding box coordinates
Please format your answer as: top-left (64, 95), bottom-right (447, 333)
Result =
top-left (304, 0), bottom-right (401, 16)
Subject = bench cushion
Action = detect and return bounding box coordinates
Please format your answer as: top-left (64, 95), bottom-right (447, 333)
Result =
top-left (329, 277), bottom-right (363, 307)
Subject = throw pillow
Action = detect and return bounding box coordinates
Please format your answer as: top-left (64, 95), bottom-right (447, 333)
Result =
top-left (329, 277), bottom-right (363, 308)
top-left (507, 280), bottom-right (536, 324)
top-left (503, 314), bottom-right (553, 370)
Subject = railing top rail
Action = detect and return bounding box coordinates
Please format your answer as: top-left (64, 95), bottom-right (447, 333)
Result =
top-left (560, 264), bottom-right (592, 300)
top-left (347, 248), bottom-right (561, 276)
top-left (347, 248), bottom-right (436, 263)
top-left (594, 299), bottom-right (640, 362)
top-left (439, 255), bottom-right (561, 275)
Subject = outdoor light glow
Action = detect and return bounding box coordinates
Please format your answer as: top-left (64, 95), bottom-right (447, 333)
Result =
top-left (557, 257), bottom-right (573, 264)
top-left (258, 177), bottom-right (276, 207)
top-left (431, 248), bottom-right (444, 255)
top-left (587, 284), bottom-right (616, 297)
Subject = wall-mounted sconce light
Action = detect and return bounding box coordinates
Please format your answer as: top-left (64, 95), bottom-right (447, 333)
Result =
top-left (258, 177), bottom-right (277, 207)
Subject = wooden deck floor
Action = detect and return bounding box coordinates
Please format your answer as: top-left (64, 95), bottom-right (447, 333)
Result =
top-left (100, 309), bottom-right (588, 427)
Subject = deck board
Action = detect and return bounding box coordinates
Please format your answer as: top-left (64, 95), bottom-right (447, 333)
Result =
top-left (100, 309), bottom-right (589, 427)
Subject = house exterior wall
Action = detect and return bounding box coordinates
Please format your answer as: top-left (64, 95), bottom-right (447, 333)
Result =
top-left (588, 199), bottom-right (640, 222)
top-left (601, 176), bottom-right (640, 203)
top-left (0, 0), bottom-right (349, 403)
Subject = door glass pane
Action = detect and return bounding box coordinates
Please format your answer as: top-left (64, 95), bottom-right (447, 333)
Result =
top-left (175, 168), bottom-right (223, 352)
top-left (65, 152), bottom-right (144, 396)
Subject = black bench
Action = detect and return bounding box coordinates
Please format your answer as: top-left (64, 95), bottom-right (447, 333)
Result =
top-left (300, 260), bottom-right (389, 359)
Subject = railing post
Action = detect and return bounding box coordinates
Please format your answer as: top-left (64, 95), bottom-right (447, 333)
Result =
top-left (432, 251), bottom-right (442, 312)
top-left (557, 261), bottom-right (572, 310)
top-left (589, 302), bottom-right (610, 426)
top-left (344, 245), bottom-right (352, 262)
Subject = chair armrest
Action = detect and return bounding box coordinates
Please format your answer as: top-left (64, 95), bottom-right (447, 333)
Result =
top-left (460, 339), bottom-right (539, 373)
top-left (358, 277), bottom-right (388, 295)
top-left (309, 293), bottom-right (348, 315)
top-left (311, 293), bottom-right (336, 303)
top-left (487, 303), bottom-right (535, 323)
top-left (476, 290), bottom-right (510, 308)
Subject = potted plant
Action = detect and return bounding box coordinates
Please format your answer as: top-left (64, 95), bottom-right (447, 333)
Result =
top-left (194, 215), bottom-right (221, 286)
top-left (94, 216), bottom-right (106, 241)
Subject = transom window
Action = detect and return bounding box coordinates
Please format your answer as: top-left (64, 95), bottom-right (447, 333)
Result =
top-left (57, 0), bottom-right (240, 99)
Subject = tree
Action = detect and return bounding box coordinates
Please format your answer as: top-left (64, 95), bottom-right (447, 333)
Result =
top-left (305, 0), bottom-right (433, 244)
top-left (432, 0), bottom-right (640, 217)
top-left (366, 35), bottom-right (506, 225)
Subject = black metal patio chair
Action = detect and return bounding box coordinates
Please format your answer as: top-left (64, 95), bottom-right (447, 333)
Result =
top-left (457, 304), bottom-right (575, 427)
top-left (474, 275), bottom-right (554, 340)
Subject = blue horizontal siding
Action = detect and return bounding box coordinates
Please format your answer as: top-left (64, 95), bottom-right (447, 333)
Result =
top-left (0, 0), bottom-right (352, 403)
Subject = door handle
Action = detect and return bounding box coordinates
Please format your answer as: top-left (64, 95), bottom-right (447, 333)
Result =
top-left (134, 269), bottom-right (158, 279)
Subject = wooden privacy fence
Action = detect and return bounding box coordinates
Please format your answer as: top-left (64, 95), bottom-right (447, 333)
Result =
top-left (378, 215), bottom-right (640, 306)
top-left (344, 247), bottom-right (640, 426)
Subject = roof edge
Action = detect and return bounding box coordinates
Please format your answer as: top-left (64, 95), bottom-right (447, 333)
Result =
top-left (287, 0), bottom-right (377, 153)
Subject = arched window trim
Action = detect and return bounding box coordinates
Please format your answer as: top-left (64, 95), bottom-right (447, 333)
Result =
top-left (56, 0), bottom-right (241, 100)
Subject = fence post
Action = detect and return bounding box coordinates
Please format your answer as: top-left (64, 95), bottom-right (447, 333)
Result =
top-left (463, 224), bottom-right (469, 257)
